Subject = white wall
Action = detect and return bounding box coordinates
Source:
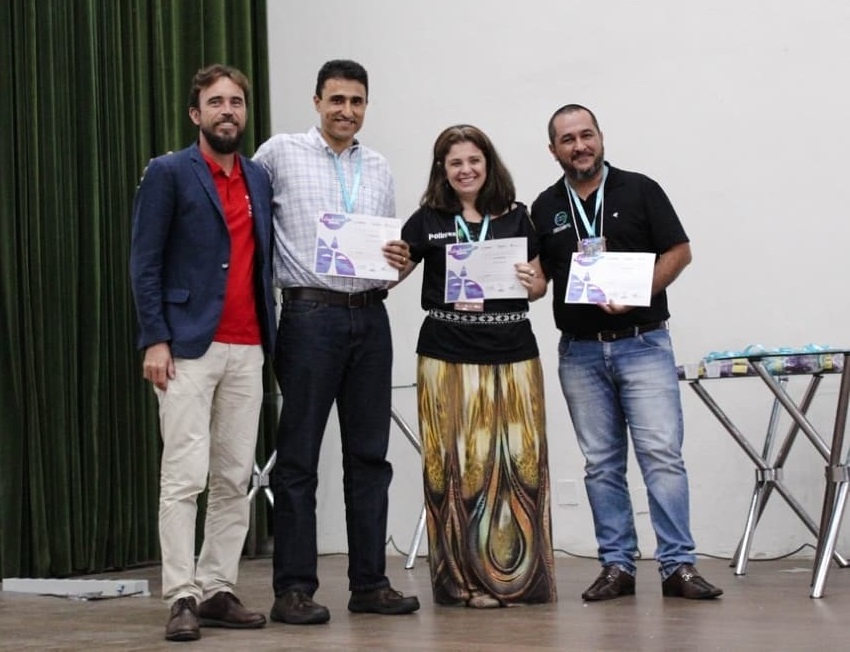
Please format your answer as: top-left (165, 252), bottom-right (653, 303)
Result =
top-left (264, 0), bottom-right (850, 561)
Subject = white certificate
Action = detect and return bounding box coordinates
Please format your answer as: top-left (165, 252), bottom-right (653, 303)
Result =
top-left (565, 251), bottom-right (655, 306)
top-left (313, 212), bottom-right (400, 281)
top-left (444, 237), bottom-right (527, 302)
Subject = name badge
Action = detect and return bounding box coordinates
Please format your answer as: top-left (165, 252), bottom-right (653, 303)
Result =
top-left (580, 236), bottom-right (606, 256)
top-left (453, 300), bottom-right (484, 313)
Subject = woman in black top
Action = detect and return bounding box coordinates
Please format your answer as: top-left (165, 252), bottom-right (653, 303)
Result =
top-left (399, 125), bottom-right (556, 608)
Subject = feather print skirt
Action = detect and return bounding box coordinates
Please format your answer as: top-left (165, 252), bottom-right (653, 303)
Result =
top-left (416, 355), bottom-right (557, 606)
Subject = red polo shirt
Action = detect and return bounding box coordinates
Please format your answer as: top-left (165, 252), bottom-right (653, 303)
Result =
top-left (203, 152), bottom-right (261, 345)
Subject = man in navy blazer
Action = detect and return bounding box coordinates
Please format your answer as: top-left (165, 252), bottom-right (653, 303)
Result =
top-left (130, 64), bottom-right (274, 642)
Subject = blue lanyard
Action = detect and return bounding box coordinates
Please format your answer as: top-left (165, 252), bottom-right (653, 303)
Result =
top-left (564, 164), bottom-right (608, 237)
top-left (332, 149), bottom-right (362, 213)
top-left (454, 214), bottom-right (490, 242)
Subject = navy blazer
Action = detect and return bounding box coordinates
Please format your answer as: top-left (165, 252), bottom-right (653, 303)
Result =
top-left (130, 143), bottom-right (276, 359)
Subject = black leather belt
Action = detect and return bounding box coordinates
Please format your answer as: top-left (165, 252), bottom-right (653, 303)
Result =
top-left (282, 287), bottom-right (387, 308)
top-left (574, 321), bottom-right (666, 343)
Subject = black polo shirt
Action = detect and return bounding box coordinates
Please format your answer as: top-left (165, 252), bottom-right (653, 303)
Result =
top-left (530, 163), bottom-right (688, 336)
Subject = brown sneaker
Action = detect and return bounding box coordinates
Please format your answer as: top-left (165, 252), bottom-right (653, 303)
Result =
top-left (662, 564), bottom-right (723, 599)
top-left (270, 590), bottom-right (330, 625)
top-left (197, 591), bottom-right (266, 629)
top-left (581, 565), bottom-right (636, 602)
top-left (165, 597), bottom-right (200, 642)
top-left (348, 586), bottom-right (420, 615)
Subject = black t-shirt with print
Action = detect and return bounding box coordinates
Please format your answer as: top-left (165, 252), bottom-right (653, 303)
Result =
top-left (402, 203), bottom-right (540, 364)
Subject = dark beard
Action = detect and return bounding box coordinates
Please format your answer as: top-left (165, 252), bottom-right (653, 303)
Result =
top-left (201, 124), bottom-right (243, 154)
top-left (569, 158), bottom-right (602, 181)
top-left (563, 150), bottom-right (604, 183)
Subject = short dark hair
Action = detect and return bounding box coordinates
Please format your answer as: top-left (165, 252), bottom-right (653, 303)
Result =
top-left (188, 64), bottom-right (251, 109)
top-left (547, 103), bottom-right (600, 143)
top-left (421, 124), bottom-right (516, 216)
top-left (315, 59), bottom-right (369, 99)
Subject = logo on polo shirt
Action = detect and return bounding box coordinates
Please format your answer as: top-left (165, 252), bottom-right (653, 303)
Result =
top-left (553, 211), bottom-right (571, 234)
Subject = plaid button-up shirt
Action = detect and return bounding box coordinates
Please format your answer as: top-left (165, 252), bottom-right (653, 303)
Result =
top-left (254, 126), bottom-right (397, 293)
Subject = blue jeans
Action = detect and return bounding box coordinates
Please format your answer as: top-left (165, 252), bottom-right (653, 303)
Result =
top-left (272, 298), bottom-right (393, 595)
top-left (557, 328), bottom-right (695, 579)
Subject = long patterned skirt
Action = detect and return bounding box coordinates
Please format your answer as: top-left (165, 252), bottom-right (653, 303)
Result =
top-left (417, 355), bottom-right (557, 606)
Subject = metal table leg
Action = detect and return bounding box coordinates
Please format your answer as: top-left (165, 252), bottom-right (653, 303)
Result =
top-left (811, 353), bottom-right (850, 598)
top-left (730, 382), bottom-right (786, 574)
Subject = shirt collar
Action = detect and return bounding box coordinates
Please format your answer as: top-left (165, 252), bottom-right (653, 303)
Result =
top-left (308, 125), bottom-right (360, 156)
top-left (200, 149), bottom-right (242, 178)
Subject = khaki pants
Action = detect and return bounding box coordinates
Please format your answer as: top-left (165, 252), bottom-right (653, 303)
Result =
top-left (155, 342), bottom-right (264, 604)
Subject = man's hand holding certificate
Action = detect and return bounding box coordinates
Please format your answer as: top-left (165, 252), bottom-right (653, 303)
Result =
top-left (565, 251), bottom-right (655, 306)
top-left (313, 212), bottom-right (400, 281)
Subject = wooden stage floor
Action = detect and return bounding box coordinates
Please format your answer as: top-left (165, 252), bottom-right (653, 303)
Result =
top-left (2, 554), bottom-right (849, 651)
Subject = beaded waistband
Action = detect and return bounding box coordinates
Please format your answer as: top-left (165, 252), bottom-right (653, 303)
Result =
top-left (428, 309), bottom-right (528, 325)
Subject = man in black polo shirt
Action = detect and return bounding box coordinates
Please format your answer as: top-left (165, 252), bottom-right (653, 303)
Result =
top-left (530, 104), bottom-right (722, 602)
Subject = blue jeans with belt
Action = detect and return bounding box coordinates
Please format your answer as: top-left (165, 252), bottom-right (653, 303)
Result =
top-left (272, 297), bottom-right (393, 596)
top-left (557, 327), bottom-right (696, 579)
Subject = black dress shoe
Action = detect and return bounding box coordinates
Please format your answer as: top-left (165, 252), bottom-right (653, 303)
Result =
top-left (270, 591), bottom-right (330, 625)
top-left (348, 586), bottom-right (420, 615)
top-left (165, 597), bottom-right (200, 642)
top-left (198, 591), bottom-right (266, 629)
top-left (662, 564), bottom-right (723, 599)
top-left (581, 565), bottom-right (636, 602)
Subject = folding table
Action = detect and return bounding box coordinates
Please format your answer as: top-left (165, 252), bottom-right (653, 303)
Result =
top-left (678, 349), bottom-right (850, 586)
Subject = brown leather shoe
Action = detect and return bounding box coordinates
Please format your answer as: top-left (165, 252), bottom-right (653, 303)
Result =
top-left (197, 591), bottom-right (266, 629)
top-left (270, 590), bottom-right (330, 625)
top-left (581, 565), bottom-right (636, 601)
top-left (348, 586), bottom-right (420, 615)
top-left (662, 564), bottom-right (723, 599)
top-left (165, 597), bottom-right (200, 642)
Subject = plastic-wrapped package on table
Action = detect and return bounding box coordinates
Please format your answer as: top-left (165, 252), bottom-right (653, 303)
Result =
top-left (677, 345), bottom-right (844, 380)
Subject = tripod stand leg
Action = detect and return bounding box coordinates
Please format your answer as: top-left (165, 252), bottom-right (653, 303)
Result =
top-left (405, 505), bottom-right (427, 570)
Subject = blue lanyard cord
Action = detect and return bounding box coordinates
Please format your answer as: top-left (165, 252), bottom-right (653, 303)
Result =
top-left (332, 149), bottom-right (363, 213)
top-left (454, 214), bottom-right (491, 242)
top-left (564, 163), bottom-right (608, 239)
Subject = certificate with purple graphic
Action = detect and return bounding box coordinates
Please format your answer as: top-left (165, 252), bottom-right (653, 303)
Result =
top-left (565, 251), bottom-right (655, 306)
top-left (313, 212), bottom-right (400, 281)
top-left (444, 237), bottom-right (527, 303)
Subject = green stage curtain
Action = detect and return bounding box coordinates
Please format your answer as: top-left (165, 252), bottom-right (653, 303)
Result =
top-left (0, 0), bottom-right (272, 578)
